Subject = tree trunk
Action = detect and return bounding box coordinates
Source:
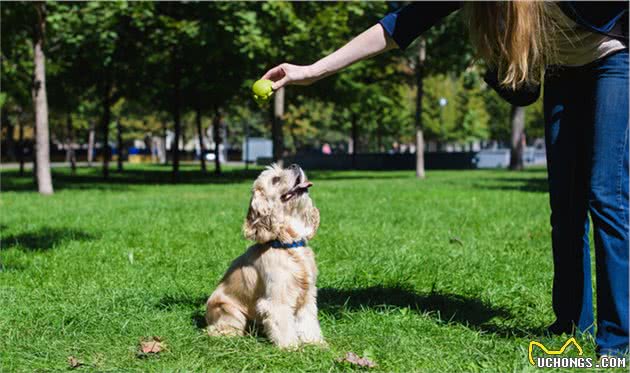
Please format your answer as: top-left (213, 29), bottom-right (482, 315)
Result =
top-left (162, 122), bottom-right (168, 165)
top-left (509, 105), bottom-right (526, 171)
top-left (414, 38), bottom-right (426, 179)
top-left (116, 118), bottom-right (123, 172)
top-left (2, 108), bottom-right (16, 161)
top-left (212, 109), bottom-right (222, 175)
top-left (66, 112), bottom-right (76, 174)
top-left (18, 116), bottom-right (24, 176)
top-left (32, 2), bottom-right (53, 195)
top-left (416, 129), bottom-right (425, 178)
top-left (101, 83), bottom-right (111, 179)
top-left (196, 106), bottom-right (206, 172)
top-left (87, 121), bottom-right (95, 167)
top-left (272, 86), bottom-right (285, 167)
top-left (377, 119), bottom-right (383, 152)
top-left (181, 130), bottom-right (186, 153)
top-left (32, 122), bottom-right (37, 185)
top-left (171, 53), bottom-right (181, 183)
top-left (350, 113), bottom-right (358, 169)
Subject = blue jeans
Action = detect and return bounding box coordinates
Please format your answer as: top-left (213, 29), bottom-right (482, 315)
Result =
top-left (544, 49), bottom-right (629, 355)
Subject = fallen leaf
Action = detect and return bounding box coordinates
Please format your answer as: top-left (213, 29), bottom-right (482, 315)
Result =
top-left (138, 337), bottom-right (166, 356)
top-left (67, 356), bottom-right (82, 369)
top-left (337, 351), bottom-right (377, 369)
top-left (449, 236), bottom-right (463, 246)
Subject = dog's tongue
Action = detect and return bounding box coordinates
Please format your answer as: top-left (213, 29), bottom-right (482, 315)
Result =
top-left (281, 181), bottom-right (313, 202)
top-left (295, 181), bottom-right (313, 191)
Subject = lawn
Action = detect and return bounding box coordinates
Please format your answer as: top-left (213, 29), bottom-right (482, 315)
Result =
top-left (0, 164), bottom-right (612, 371)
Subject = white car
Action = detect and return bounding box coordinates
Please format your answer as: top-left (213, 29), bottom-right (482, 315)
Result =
top-left (474, 147), bottom-right (546, 168)
top-left (204, 152), bottom-right (216, 161)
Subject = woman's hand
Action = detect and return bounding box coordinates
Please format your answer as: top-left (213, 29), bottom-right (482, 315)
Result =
top-left (261, 63), bottom-right (319, 90)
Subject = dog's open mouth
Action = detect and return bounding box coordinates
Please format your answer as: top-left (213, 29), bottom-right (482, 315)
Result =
top-left (281, 174), bottom-right (313, 202)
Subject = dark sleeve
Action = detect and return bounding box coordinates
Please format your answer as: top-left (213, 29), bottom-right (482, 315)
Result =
top-left (379, 1), bottom-right (463, 50)
top-left (562, 1), bottom-right (628, 34)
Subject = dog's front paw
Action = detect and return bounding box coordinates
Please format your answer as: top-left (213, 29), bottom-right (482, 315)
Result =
top-left (301, 338), bottom-right (328, 349)
top-left (207, 324), bottom-right (242, 337)
top-left (276, 340), bottom-right (300, 350)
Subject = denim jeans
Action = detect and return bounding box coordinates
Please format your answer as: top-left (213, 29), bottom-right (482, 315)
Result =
top-left (544, 49), bottom-right (629, 355)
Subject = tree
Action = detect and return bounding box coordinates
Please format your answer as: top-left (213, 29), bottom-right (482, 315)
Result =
top-left (399, 7), bottom-right (473, 177)
top-left (32, 2), bottom-right (53, 195)
top-left (454, 68), bottom-right (490, 146)
top-left (301, 3), bottom-right (409, 160)
top-left (194, 106), bottom-right (206, 172)
top-left (272, 87), bottom-right (285, 165)
top-left (509, 105), bottom-right (526, 170)
top-left (1, 2), bottom-right (36, 176)
top-left (136, 2), bottom-right (255, 178)
top-left (414, 38), bottom-right (426, 178)
top-left (484, 84), bottom-right (512, 144)
top-left (47, 2), bottom-right (153, 178)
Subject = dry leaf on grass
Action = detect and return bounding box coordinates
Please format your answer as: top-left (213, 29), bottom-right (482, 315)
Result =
top-left (67, 356), bottom-right (82, 369)
top-left (449, 236), bottom-right (464, 246)
top-left (337, 351), bottom-right (377, 369)
top-left (138, 337), bottom-right (166, 357)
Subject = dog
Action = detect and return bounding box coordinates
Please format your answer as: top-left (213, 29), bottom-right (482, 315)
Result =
top-left (206, 164), bottom-right (323, 348)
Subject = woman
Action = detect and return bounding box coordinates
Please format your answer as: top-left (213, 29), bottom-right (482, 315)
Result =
top-left (261, 1), bottom-right (628, 356)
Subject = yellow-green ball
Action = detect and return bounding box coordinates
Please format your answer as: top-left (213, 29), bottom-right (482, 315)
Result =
top-left (252, 79), bottom-right (274, 105)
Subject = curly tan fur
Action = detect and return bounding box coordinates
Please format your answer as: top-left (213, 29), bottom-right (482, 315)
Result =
top-left (206, 164), bottom-right (323, 348)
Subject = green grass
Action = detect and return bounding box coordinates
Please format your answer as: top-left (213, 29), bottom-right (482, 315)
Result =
top-left (0, 165), bottom-right (619, 372)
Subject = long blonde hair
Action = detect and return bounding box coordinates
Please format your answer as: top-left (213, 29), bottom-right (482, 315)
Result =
top-left (464, 1), bottom-right (557, 89)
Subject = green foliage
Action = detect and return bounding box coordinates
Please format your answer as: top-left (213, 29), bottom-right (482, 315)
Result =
top-left (224, 103), bottom-right (269, 148)
top-left (525, 96), bottom-right (545, 139)
top-left (0, 1), bottom-right (534, 155)
top-left (483, 87), bottom-right (512, 142)
top-left (1, 2), bottom-right (35, 112)
top-left (421, 75), bottom-right (458, 141)
top-left (453, 69), bottom-right (490, 143)
top-left (284, 96), bottom-right (335, 151)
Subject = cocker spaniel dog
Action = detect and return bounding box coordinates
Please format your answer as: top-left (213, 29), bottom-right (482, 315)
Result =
top-left (206, 164), bottom-right (323, 348)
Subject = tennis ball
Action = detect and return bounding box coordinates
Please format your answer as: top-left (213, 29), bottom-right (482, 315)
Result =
top-left (252, 79), bottom-right (274, 106)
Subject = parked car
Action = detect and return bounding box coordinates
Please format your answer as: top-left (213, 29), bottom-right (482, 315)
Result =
top-left (204, 152), bottom-right (216, 161)
top-left (474, 149), bottom-right (510, 168)
top-left (473, 146), bottom-right (546, 169)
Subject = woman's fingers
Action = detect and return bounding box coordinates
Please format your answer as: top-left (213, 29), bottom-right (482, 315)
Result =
top-left (261, 63), bottom-right (314, 89)
top-left (262, 64), bottom-right (287, 82)
top-left (271, 76), bottom-right (289, 90)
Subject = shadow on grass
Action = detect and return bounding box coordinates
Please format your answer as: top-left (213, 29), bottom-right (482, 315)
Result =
top-left (318, 285), bottom-right (544, 338)
top-left (158, 285), bottom-right (545, 339)
top-left (308, 171), bottom-right (413, 182)
top-left (158, 295), bottom-right (264, 335)
top-left (0, 227), bottom-right (95, 251)
top-left (0, 166), bottom-right (265, 192)
top-left (157, 294), bottom-right (208, 310)
top-left (1, 165), bottom-right (420, 192)
top-left (0, 260), bottom-right (26, 272)
top-left (474, 170), bottom-right (548, 193)
top-left (155, 294), bottom-right (208, 329)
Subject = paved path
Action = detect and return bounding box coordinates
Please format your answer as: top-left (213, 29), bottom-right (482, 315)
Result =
top-left (0, 161), bottom-right (246, 170)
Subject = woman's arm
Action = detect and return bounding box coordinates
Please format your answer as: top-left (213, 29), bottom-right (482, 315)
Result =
top-left (262, 24), bottom-right (397, 90)
top-left (262, 2), bottom-right (462, 89)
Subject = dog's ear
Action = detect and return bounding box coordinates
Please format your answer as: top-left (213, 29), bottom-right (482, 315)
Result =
top-left (304, 204), bottom-right (320, 240)
top-left (243, 188), bottom-right (278, 243)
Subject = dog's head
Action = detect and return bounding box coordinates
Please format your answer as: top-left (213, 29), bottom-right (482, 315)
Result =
top-left (243, 164), bottom-right (320, 244)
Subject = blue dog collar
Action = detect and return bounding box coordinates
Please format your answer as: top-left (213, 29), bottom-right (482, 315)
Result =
top-left (269, 239), bottom-right (306, 249)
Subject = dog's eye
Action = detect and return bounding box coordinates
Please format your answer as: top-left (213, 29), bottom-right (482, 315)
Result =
top-left (271, 176), bottom-right (281, 185)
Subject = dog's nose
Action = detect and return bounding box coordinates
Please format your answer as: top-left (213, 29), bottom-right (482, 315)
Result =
top-left (288, 164), bottom-right (299, 171)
